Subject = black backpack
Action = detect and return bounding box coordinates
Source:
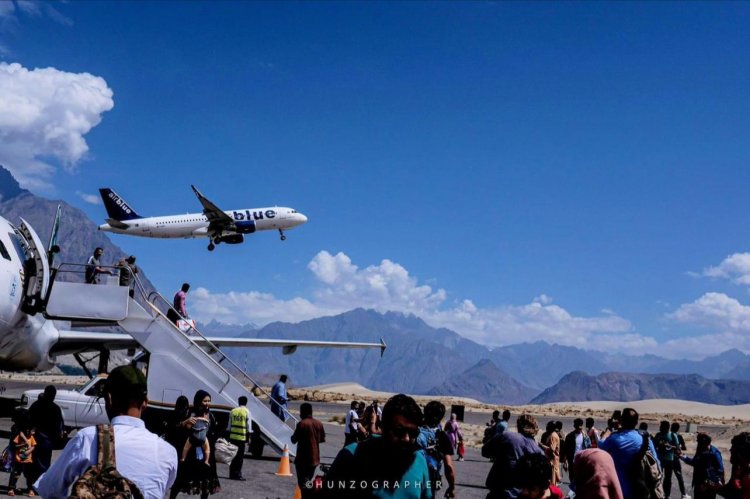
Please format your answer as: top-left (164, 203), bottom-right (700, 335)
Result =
top-left (630, 431), bottom-right (665, 499)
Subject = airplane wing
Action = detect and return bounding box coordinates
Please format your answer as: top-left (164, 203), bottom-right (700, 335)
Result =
top-left (191, 185), bottom-right (234, 232)
top-left (53, 331), bottom-right (387, 357)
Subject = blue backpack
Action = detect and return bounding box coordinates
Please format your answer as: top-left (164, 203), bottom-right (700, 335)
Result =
top-left (417, 426), bottom-right (443, 487)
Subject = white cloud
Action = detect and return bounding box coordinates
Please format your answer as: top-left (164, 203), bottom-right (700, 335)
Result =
top-left (0, 62), bottom-right (114, 190)
top-left (701, 253), bottom-right (750, 286)
top-left (662, 292), bottom-right (750, 358)
top-left (75, 191), bottom-right (101, 205)
top-left (669, 292), bottom-right (750, 332)
top-left (192, 250), bottom-right (657, 355)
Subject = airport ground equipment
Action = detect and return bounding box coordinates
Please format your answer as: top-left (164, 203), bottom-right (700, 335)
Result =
top-left (39, 262), bottom-right (298, 457)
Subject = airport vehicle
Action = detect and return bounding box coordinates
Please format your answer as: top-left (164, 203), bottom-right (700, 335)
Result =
top-left (0, 211), bottom-right (384, 456)
top-left (98, 186), bottom-right (307, 250)
top-left (19, 375), bottom-right (108, 430)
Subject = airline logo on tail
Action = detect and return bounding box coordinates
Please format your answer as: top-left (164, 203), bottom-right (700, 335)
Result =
top-left (100, 188), bottom-right (141, 221)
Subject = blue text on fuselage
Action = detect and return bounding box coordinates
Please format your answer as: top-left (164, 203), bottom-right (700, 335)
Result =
top-left (233, 210), bottom-right (276, 221)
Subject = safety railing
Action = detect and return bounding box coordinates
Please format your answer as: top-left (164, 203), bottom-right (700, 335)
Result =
top-left (132, 273), bottom-right (298, 427)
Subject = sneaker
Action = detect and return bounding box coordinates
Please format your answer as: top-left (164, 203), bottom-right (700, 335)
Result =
top-left (682, 496), bottom-right (691, 499)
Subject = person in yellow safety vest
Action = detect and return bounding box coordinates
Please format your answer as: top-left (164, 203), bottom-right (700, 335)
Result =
top-left (227, 396), bottom-right (252, 480)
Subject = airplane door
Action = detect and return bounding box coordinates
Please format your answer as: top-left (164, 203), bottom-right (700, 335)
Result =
top-left (0, 232), bottom-right (21, 326)
top-left (17, 218), bottom-right (50, 306)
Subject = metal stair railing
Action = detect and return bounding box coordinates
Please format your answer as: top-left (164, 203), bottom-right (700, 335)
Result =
top-left (132, 273), bottom-right (298, 427)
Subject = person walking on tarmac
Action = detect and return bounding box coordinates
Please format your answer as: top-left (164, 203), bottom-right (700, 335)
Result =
top-left (227, 396), bottom-right (251, 481)
top-left (291, 403), bottom-right (326, 499)
top-left (27, 385), bottom-right (63, 480)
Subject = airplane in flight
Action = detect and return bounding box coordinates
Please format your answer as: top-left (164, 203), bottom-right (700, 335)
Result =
top-left (98, 186), bottom-right (308, 251)
top-left (0, 212), bottom-right (381, 373)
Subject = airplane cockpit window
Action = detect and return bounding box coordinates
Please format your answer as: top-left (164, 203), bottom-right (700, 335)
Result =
top-left (0, 240), bottom-right (10, 261)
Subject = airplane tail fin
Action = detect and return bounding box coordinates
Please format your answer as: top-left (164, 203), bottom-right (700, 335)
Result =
top-left (99, 188), bottom-right (142, 221)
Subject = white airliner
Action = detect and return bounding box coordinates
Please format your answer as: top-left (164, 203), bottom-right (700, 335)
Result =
top-left (98, 186), bottom-right (307, 251)
top-left (0, 213), bottom-right (382, 373)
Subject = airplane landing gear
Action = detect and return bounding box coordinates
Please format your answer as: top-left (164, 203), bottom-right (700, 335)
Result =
top-left (208, 241), bottom-right (215, 251)
top-left (279, 229), bottom-right (286, 241)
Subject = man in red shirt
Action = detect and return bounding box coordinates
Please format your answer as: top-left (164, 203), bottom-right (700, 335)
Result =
top-left (291, 403), bottom-right (325, 498)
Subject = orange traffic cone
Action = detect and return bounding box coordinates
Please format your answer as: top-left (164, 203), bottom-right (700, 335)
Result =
top-left (275, 444), bottom-right (293, 477)
top-left (293, 485), bottom-right (302, 499)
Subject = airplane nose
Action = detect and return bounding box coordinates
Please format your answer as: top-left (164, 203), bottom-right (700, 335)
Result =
top-left (298, 214), bottom-right (308, 224)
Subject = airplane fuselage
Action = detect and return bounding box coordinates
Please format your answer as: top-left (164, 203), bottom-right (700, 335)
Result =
top-left (0, 219), bottom-right (58, 371)
top-left (98, 207), bottom-right (307, 239)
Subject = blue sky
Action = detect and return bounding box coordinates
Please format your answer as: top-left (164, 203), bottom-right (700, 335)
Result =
top-left (2, 1), bottom-right (750, 358)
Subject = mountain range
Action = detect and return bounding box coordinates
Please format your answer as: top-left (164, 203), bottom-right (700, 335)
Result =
top-left (2, 165), bottom-right (750, 404)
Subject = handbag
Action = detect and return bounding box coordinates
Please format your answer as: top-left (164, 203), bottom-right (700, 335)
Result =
top-left (214, 438), bottom-right (239, 464)
top-left (0, 445), bottom-right (12, 473)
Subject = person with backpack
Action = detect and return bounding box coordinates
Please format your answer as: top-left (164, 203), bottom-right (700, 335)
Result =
top-left (34, 365), bottom-right (178, 498)
top-left (482, 414), bottom-right (544, 498)
top-left (680, 433), bottom-right (724, 499)
top-left (598, 407), bottom-right (663, 499)
top-left (654, 420), bottom-right (682, 499)
top-left (417, 401), bottom-right (456, 499)
top-left (323, 394), bottom-right (434, 498)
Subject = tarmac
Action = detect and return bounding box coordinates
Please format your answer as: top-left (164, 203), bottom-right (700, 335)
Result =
top-left (0, 381), bottom-right (698, 498)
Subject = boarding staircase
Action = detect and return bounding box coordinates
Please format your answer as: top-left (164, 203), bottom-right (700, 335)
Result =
top-left (37, 257), bottom-right (297, 457)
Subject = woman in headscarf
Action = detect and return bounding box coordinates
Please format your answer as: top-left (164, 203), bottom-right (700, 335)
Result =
top-left (444, 413), bottom-right (463, 454)
top-left (572, 448), bottom-right (624, 499)
top-left (170, 390), bottom-right (221, 499)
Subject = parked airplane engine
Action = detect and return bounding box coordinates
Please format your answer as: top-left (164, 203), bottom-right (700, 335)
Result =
top-left (217, 234), bottom-right (245, 244)
top-left (0, 309), bottom-right (58, 371)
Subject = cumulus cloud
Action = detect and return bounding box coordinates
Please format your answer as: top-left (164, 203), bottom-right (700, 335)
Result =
top-left (191, 250), bottom-right (656, 354)
top-left (669, 292), bottom-right (750, 332)
top-left (663, 292), bottom-right (750, 358)
top-left (701, 253), bottom-right (750, 286)
top-left (0, 62), bottom-right (114, 190)
top-left (75, 191), bottom-right (101, 205)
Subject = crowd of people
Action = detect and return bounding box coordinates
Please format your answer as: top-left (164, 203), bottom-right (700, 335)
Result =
top-left (480, 406), bottom-right (750, 499)
top-left (6, 377), bottom-right (750, 499)
top-left (1, 367), bottom-right (262, 498)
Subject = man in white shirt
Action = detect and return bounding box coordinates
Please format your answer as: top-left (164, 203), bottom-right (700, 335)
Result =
top-left (34, 365), bottom-right (178, 499)
top-left (344, 401), bottom-right (360, 446)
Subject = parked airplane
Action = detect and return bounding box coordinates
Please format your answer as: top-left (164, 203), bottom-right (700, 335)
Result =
top-left (98, 186), bottom-right (307, 251)
top-left (0, 213), bottom-right (382, 373)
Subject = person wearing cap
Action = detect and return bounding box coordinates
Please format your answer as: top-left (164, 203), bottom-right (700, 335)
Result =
top-left (34, 366), bottom-right (178, 498)
top-left (116, 255), bottom-right (139, 297)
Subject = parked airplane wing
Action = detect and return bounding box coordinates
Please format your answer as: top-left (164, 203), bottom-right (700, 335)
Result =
top-left (192, 337), bottom-right (387, 356)
top-left (53, 331), bottom-right (387, 357)
top-left (191, 184), bottom-right (233, 230)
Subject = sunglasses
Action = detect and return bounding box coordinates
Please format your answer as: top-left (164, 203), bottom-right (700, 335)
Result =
top-left (390, 426), bottom-right (420, 440)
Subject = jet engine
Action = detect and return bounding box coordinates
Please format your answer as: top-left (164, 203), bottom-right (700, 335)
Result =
top-left (216, 234), bottom-right (245, 244)
top-left (233, 220), bottom-right (256, 234)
